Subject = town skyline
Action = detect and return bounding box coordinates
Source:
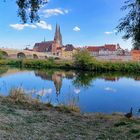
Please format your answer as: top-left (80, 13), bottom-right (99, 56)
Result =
top-left (0, 0), bottom-right (132, 50)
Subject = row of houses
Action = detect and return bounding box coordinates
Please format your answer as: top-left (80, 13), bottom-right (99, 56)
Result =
top-left (85, 45), bottom-right (140, 61)
top-left (85, 44), bottom-right (132, 61)
top-left (86, 44), bottom-right (130, 56)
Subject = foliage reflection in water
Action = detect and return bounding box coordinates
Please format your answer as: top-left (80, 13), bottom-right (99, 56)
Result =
top-left (1, 67), bottom-right (140, 115)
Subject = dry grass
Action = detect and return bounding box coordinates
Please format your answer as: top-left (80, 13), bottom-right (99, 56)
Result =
top-left (0, 89), bottom-right (140, 139)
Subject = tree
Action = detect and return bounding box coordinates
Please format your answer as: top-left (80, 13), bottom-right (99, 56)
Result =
top-left (73, 49), bottom-right (95, 70)
top-left (4, 0), bottom-right (48, 23)
top-left (117, 0), bottom-right (140, 49)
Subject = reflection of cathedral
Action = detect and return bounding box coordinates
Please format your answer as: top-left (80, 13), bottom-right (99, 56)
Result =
top-left (35, 71), bottom-right (62, 96)
top-left (52, 74), bottom-right (62, 96)
top-left (35, 71), bottom-right (75, 96)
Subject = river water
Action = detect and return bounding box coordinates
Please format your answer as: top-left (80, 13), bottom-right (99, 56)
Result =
top-left (0, 67), bottom-right (140, 115)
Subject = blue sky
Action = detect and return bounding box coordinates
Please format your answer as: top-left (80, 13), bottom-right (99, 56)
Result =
top-left (0, 0), bottom-right (132, 49)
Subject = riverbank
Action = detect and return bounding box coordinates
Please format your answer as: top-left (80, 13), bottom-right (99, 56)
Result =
top-left (0, 58), bottom-right (140, 72)
top-left (0, 94), bottom-right (140, 140)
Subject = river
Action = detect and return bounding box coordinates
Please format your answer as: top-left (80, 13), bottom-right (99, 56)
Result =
top-left (0, 67), bottom-right (140, 115)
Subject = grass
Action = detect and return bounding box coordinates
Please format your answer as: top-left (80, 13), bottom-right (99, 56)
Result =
top-left (114, 121), bottom-right (128, 127)
top-left (56, 104), bottom-right (80, 113)
top-left (1, 87), bottom-right (80, 113)
top-left (1, 58), bottom-right (140, 72)
top-left (1, 90), bottom-right (140, 139)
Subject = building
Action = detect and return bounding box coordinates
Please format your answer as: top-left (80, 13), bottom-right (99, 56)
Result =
top-left (86, 44), bottom-right (131, 61)
top-left (61, 44), bottom-right (77, 58)
top-left (33, 24), bottom-right (62, 56)
top-left (131, 50), bottom-right (140, 61)
top-left (86, 44), bottom-right (121, 56)
top-left (33, 25), bottom-right (77, 58)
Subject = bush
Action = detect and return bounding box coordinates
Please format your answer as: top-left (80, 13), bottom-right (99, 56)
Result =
top-left (73, 49), bottom-right (95, 70)
top-left (1, 57), bottom-right (140, 72)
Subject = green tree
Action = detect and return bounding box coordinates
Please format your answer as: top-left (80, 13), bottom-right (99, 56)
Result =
top-left (117, 0), bottom-right (140, 49)
top-left (73, 49), bottom-right (95, 70)
top-left (4, 0), bottom-right (48, 23)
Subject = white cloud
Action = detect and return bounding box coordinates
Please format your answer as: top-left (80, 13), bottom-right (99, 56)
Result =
top-left (104, 30), bottom-right (117, 35)
top-left (104, 87), bottom-right (117, 92)
top-left (73, 26), bottom-right (80, 32)
top-left (104, 31), bottom-right (113, 35)
top-left (36, 21), bottom-right (52, 30)
top-left (28, 24), bottom-right (37, 28)
top-left (10, 21), bottom-right (52, 31)
top-left (36, 88), bottom-right (52, 96)
top-left (10, 23), bottom-right (37, 30)
top-left (41, 8), bottom-right (69, 18)
top-left (74, 88), bottom-right (81, 94)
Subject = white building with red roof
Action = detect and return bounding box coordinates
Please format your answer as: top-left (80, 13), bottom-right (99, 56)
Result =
top-left (86, 44), bottom-right (131, 61)
top-left (86, 44), bottom-right (121, 56)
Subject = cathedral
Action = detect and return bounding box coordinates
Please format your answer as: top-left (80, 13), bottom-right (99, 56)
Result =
top-left (33, 24), bottom-right (63, 55)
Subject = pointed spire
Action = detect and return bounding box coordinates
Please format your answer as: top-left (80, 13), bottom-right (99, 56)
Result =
top-left (55, 23), bottom-right (59, 34)
top-left (44, 36), bottom-right (46, 42)
top-left (54, 23), bottom-right (63, 47)
top-left (58, 25), bottom-right (60, 33)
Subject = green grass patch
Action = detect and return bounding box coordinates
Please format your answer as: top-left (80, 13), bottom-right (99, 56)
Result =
top-left (114, 121), bottom-right (128, 127)
top-left (130, 129), bottom-right (140, 134)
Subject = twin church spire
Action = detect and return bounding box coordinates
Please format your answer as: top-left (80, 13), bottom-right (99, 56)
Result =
top-left (54, 24), bottom-right (63, 47)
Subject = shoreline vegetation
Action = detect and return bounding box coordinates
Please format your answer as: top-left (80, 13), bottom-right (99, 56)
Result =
top-left (0, 50), bottom-right (140, 72)
top-left (0, 58), bottom-right (140, 72)
top-left (0, 88), bottom-right (140, 139)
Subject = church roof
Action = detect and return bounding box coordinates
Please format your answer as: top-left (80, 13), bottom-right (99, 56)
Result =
top-left (34, 41), bottom-right (53, 52)
top-left (63, 44), bottom-right (76, 51)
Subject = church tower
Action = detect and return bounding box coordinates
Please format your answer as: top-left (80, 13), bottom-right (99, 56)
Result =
top-left (52, 24), bottom-right (63, 55)
top-left (54, 24), bottom-right (62, 46)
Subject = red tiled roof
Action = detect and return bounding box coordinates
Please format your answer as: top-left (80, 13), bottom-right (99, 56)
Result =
top-left (131, 50), bottom-right (140, 54)
top-left (86, 44), bottom-right (117, 52)
top-left (33, 41), bottom-right (53, 52)
top-left (87, 46), bottom-right (104, 52)
top-left (63, 44), bottom-right (76, 51)
top-left (104, 44), bottom-right (117, 51)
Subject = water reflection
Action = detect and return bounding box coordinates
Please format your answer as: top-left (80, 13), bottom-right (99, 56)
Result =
top-left (1, 67), bottom-right (140, 114)
top-left (35, 70), bottom-right (76, 96)
top-left (34, 70), bottom-right (140, 96)
top-left (104, 87), bottom-right (117, 92)
top-left (0, 67), bottom-right (8, 76)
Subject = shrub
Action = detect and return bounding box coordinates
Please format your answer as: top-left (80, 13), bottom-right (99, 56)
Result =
top-left (73, 49), bottom-right (96, 70)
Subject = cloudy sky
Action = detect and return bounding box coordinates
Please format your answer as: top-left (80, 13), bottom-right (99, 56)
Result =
top-left (0, 0), bottom-right (132, 49)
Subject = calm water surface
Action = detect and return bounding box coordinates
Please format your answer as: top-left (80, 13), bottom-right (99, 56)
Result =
top-left (0, 67), bottom-right (140, 115)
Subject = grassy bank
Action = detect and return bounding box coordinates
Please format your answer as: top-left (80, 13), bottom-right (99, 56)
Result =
top-left (0, 89), bottom-right (140, 139)
top-left (1, 58), bottom-right (140, 72)
top-left (0, 59), bottom-right (74, 69)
